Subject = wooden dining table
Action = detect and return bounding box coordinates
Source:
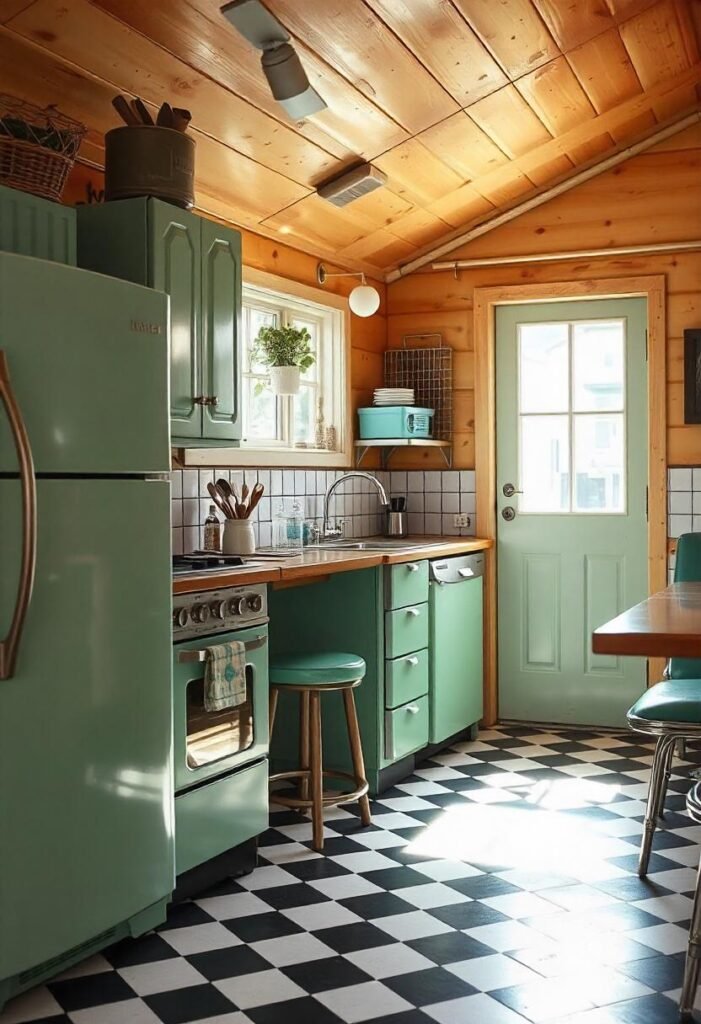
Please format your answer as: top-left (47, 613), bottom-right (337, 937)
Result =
top-left (592, 581), bottom-right (701, 659)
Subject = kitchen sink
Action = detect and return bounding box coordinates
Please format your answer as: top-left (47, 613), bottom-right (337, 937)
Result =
top-left (315, 539), bottom-right (435, 551)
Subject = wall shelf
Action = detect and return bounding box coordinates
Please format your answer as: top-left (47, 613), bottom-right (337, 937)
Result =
top-left (354, 438), bottom-right (452, 469)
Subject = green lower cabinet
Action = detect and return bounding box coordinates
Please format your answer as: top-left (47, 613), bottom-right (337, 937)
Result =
top-left (386, 649), bottom-right (429, 708)
top-left (385, 696), bottom-right (429, 761)
top-left (385, 603), bottom-right (429, 658)
top-left (385, 560), bottom-right (428, 609)
top-left (176, 760), bottom-right (269, 876)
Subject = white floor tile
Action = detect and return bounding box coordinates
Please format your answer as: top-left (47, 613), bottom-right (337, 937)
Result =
top-left (195, 892), bottom-right (273, 921)
top-left (445, 953), bottom-right (542, 991)
top-left (467, 920), bottom-right (547, 952)
top-left (349, 829), bottom-right (408, 850)
top-left (317, 980), bottom-right (412, 1023)
top-left (52, 955), bottom-right (113, 982)
top-left (118, 958), bottom-right (207, 997)
top-left (424, 992), bottom-right (532, 1024)
top-left (412, 766), bottom-right (466, 782)
top-left (482, 891), bottom-right (563, 920)
top-left (538, 884), bottom-right (619, 912)
top-left (0, 988), bottom-right (63, 1024)
top-left (632, 894), bottom-right (696, 922)
top-left (250, 931), bottom-right (336, 967)
top-left (259, 842), bottom-right (323, 865)
top-left (393, 882), bottom-right (469, 910)
top-left (375, 796), bottom-right (437, 812)
top-left (160, 923), bottom-right (242, 955)
top-left (308, 874), bottom-right (383, 900)
top-left (281, 902), bottom-right (362, 931)
top-left (626, 923), bottom-right (691, 954)
top-left (330, 851), bottom-right (399, 873)
top-left (68, 998), bottom-right (162, 1024)
top-left (395, 781), bottom-right (452, 796)
top-left (344, 943), bottom-right (434, 979)
top-left (495, 870), bottom-right (575, 891)
top-left (648, 867), bottom-right (698, 893)
top-left (373, 910), bottom-right (453, 941)
top-left (215, 969), bottom-right (306, 1010)
top-left (410, 859), bottom-right (483, 882)
top-left (237, 865), bottom-right (300, 890)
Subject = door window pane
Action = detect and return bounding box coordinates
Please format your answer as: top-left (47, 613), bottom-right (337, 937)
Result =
top-left (520, 415), bottom-right (570, 513)
top-left (244, 379), bottom-right (278, 441)
top-left (519, 323), bottom-right (569, 413)
top-left (573, 321), bottom-right (624, 411)
top-left (573, 414), bottom-right (625, 512)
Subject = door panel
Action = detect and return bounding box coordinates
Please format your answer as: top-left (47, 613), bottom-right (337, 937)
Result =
top-left (0, 254), bottom-right (169, 475)
top-left (496, 298), bottom-right (647, 727)
top-left (149, 203), bottom-right (202, 439)
top-left (429, 578), bottom-right (483, 743)
top-left (0, 479), bottom-right (174, 979)
top-left (201, 220), bottom-right (242, 442)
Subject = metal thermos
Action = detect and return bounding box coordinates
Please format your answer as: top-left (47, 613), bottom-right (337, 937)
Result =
top-left (386, 496), bottom-right (408, 538)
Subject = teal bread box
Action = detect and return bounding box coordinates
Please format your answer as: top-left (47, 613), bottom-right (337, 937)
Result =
top-left (358, 406), bottom-right (434, 439)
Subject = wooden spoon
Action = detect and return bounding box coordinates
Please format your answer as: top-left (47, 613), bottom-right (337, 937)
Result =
top-left (245, 483), bottom-right (265, 518)
top-left (207, 481), bottom-right (232, 519)
top-left (156, 102), bottom-right (174, 127)
top-left (112, 95), bottom-right (139, 125)
top-left (131, 97), bottom-right (154, 125)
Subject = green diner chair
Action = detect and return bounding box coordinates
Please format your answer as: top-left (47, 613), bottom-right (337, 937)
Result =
top-left (627, 532), bottom-right (701, 876)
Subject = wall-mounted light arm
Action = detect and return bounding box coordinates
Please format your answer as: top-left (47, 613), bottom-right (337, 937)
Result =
top-left (316, 263), bottom-right (380, 318)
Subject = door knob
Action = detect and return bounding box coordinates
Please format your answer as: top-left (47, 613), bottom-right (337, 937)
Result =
top-left (502, 483), bottom-right (523, 498)
top-left (502, 506), bottom-right (516, 521)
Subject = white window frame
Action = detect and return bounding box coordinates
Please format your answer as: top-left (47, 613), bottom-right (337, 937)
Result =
top-left (184, 267), bottom-right (351, 468)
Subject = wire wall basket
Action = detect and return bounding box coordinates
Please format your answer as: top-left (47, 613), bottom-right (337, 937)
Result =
top-left (384, 334), bottom-right (453, 462)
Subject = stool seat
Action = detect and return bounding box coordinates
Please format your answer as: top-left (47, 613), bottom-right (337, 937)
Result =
top-left (628, 679), bottom-right (701, 724)
top-left (270, 652), bottom-right (367, 686)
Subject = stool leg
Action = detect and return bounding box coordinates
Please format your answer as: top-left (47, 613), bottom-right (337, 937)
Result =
top-left (309, 690), bottom-right (324, 852)
top-left (269, 688), bottom-right (279, 737)
top-left (680, 853), bottom-right (701, 1018)
top-left (343, 687), bottom-right (372, 827)
top-left (657, 737), bottom-right (676, 821)
top-left (640, 735), bottom-right (674, 876)
top-left (299, 690), bottom-right (310, 805)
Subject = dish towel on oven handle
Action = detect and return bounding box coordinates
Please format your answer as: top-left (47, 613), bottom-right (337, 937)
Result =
top-left (204, 641), bottom-right (247, 711)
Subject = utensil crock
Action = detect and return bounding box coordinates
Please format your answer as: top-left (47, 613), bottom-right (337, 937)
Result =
top-left (222, 519), bottom-right (256, 555)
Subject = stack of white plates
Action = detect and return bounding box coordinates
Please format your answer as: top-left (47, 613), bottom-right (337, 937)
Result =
top-left (373, 388), bottom-right (415, 406)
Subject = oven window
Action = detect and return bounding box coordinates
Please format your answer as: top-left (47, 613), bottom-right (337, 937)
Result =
top-left (186, 665), bottom-right (254, 769)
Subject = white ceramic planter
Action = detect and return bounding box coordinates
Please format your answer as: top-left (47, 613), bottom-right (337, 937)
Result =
top-left (222, 519), bottom-right (256, 555)
top-left (269, 365), bottom-right (301, 395)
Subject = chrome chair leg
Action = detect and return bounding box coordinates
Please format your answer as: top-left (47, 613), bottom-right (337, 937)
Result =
top-left (657, 738), bottom-right (676, 821)
top-left (678, 737), bottom-right (688, 760)
top-left (680, 854), bottom-right (701, 1018)
top-left (640, 735), bottom-right (676, 877)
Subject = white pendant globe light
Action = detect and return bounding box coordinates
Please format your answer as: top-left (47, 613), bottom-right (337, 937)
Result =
top-left (317, 263), bottom-right (380, 318)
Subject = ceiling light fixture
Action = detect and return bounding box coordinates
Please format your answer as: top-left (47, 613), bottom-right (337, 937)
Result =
top-left (221, 0), bottom-right (327, 119)
top-left (317, 263), bottom-right (381, 318)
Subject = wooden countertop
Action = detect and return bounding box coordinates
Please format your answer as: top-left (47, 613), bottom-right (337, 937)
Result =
top-left (173, 537), bottom-right (492, 594)
top-left (592, 582), bottom-right (701, 659)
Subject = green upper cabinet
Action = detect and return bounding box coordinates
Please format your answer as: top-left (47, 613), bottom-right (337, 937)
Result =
top-left (0, 184), bottom-right (76, 265)
top-left (77, 197), bottom-right (242, 447)
top-left (200, 219), bottom-right (241, 442)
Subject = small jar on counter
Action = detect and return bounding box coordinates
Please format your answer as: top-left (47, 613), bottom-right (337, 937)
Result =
top-left (203, 504), bottom-right (221, 552)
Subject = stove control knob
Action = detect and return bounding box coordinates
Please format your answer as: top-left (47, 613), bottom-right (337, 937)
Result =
top-left (191, 603), bottom-right (210, 624)
top-left (247, 593), bottom-right (264, 614)
top-left (211, 600), bottom-right (227, 619)
top-left (173, 607), bottom-right (188, 628)
top-left (227, 596), bottom-right (245, 616)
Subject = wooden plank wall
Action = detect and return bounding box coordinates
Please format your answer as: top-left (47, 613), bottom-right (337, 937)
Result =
top-left (386, 124), bottom-right (701, 469)
top-left (62, 163), bottom-right (386, 453)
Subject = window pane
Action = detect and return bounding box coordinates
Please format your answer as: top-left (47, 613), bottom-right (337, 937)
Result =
top-left (291, 318), bottom-right (318, 381)
top-left (244, 379), bottom-right (279, 441)
top-left (520, 415), bottom-right (570, 512)
top-left (573, 321), bottom-right (624, 411)
top-left (294, 385), bottom-right (316, 445)
top-left (519, 323), bottom-right (569, 413)
top-left (248, 308), bottom-right (278, 373)
top-left (573, 414), bottom-right (625, 512)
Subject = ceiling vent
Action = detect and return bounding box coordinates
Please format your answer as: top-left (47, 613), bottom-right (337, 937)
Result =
top-left (316, 163), bottom-right (388, 207)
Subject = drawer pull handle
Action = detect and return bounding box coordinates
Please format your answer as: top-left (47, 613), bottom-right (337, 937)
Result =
top-left (406, 704), bottom-right (420, 714)
top-left (406, 607), bottom-right (420, 617)
top-left (407, 563), bottom-right (419, 573)
top-left (406, 656), bottom-right (419, 666)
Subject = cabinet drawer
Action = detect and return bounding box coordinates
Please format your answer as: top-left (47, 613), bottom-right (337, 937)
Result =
top-left (385, 603), bottom-right (428, 659)
top-left (385, 696), bottom-right (429, 762)
top-left (385, 560), bottom-right (428, 610)
top-left (386, 649), bottom-right (429, 709)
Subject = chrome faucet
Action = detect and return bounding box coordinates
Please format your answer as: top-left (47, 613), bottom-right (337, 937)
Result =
top-left (323, 472), bottom-right (389, 539)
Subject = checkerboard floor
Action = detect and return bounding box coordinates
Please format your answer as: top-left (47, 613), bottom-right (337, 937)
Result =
top-left (4, 726), bottom-right (701, 1024)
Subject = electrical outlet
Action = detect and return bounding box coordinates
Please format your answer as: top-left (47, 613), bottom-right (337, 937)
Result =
top-left (453, 513), bottom-right (471, 528)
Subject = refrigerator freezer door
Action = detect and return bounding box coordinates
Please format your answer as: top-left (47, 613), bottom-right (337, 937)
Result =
top-left (0, 478), bottom-right (174, 980)
top-left (0, 253), bottom-right (169, 475)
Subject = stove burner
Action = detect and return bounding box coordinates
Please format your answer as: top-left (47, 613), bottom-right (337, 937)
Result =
top-left (173, 554), bottom-right (245, 574)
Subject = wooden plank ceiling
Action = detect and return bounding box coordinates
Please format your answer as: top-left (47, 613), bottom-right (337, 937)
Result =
top-left (1, 0), bottom-right (700, 277)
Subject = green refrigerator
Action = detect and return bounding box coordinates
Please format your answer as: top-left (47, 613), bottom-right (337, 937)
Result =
top-left (0, 253), bottom-right (174, 1007)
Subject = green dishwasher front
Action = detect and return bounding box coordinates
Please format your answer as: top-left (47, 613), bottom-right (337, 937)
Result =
top-left (429, 554), bottom-right (484, 744)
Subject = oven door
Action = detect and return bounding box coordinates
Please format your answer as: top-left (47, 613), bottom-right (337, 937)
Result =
top-left (173, 624), bottom-right (268, 792)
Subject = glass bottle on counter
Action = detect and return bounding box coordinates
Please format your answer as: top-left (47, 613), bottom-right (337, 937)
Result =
top-left (203, 504), bottom-right (221, 552)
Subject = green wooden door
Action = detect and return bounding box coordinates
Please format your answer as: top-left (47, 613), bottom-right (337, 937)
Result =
top-left (201, 219), bottom-right (242, 442)
top-left (496, 298), bottom-right (648, 727)
top-left (149, 201), bottom-right (202, 440)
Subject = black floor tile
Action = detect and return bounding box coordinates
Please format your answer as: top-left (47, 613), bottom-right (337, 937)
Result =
top-left (384, 966), bottom-right (478, 1004)
top-left (145, 984), bottom-right (236, 1023)
top-left (407, 931), bottom-right (495, 965)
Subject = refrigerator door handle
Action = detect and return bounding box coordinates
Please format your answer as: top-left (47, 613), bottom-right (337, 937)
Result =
top-left (0, 351), bottom-right (37, 680)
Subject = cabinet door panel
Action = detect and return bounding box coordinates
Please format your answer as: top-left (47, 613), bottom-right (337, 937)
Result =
top-left (149, 203), bottom-right (202, 439)
top-left (201, 219), bottom-right (242, 442)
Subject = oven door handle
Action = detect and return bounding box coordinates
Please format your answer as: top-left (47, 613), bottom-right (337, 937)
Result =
top-left (177, 634), bottom-right (268, 662)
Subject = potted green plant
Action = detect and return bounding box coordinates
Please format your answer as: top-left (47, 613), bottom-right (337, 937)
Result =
top-left (253, 323), bottom-right (315, 395)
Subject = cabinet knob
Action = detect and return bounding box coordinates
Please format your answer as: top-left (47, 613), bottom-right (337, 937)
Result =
top-left (406, 656), bottom-right (419, 666)
top-left (406, 607), bottom-right (420, 617)
top-left (193, 395), bottom-right (206, 406)
top-left (205, 396), bottom-right (219, 407)
top-left (406, 704), bottom-right (420, 714)
top-left (406, 563), bottom-right (419, 573)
